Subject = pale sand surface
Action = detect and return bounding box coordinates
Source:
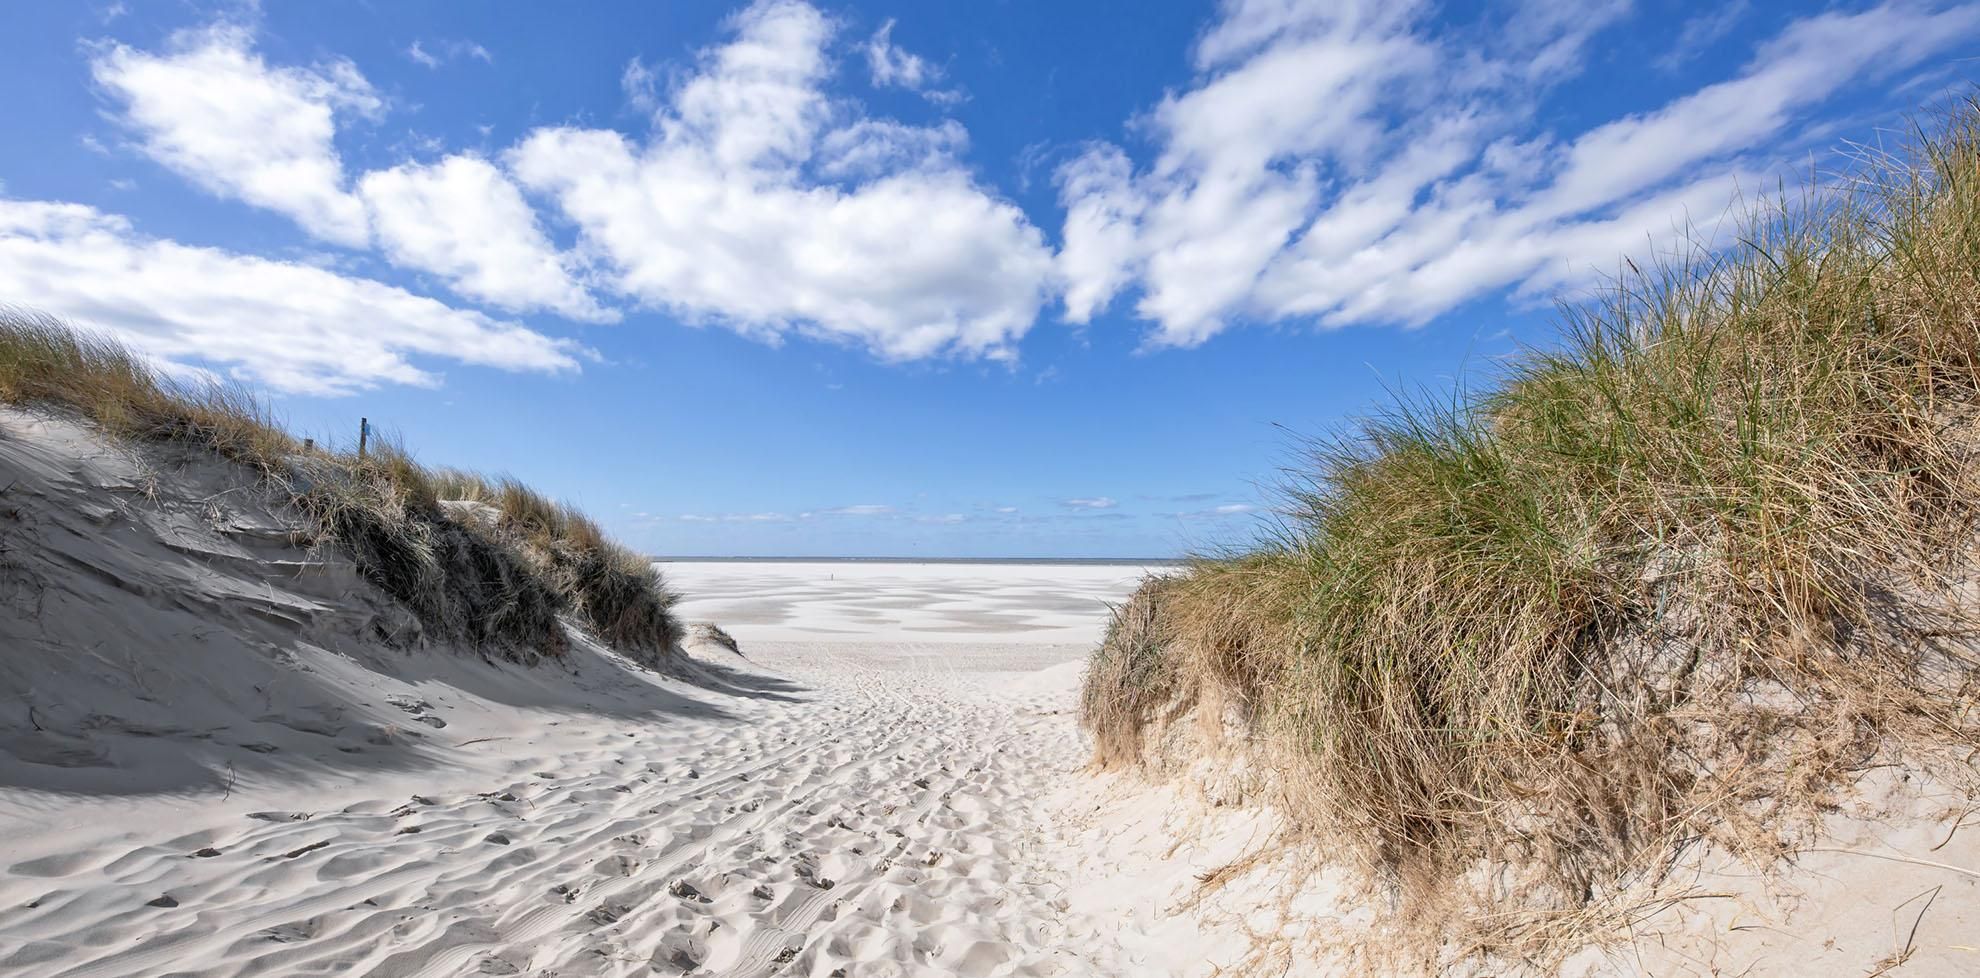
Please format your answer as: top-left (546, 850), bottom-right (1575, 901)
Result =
top-left (0, 407), bottom-right (1197, 978)
top-left (659, 561), bottom-right (1163, 645)
top-left (4, 407), bottom-right (1977, 977)
top-left (0, 544), bottom-right (1159, 974)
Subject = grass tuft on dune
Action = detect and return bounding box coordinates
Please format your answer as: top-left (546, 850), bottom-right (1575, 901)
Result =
top-left (0, 310), bottom-right (678, 663)
top-left (1082, 101), bottom-right (1980, 966)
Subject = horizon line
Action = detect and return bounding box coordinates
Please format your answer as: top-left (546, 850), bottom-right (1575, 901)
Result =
top-left (650, 555), bottom-right (1187, 564)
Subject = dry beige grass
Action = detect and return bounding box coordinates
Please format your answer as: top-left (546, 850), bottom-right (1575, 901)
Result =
top-left (0, 310), bottom-right (678, 663)
top-left (1081, 102), bottom-right (1980, 970)
top-left (689, 622), bottom-right (743, 656)
top-left (428, 469), bottom-right (681, 657)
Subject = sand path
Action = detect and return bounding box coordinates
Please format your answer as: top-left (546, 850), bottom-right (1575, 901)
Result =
top-left (0, 639), bottom-right (1127, 978)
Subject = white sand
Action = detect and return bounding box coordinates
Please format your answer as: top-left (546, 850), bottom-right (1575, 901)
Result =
top-left (4, 407), bottom-right (1977, 977)
top-left (659, 560), bottom-right (1164, 645)
top-left (0, 407), bottom-right (1192, 976)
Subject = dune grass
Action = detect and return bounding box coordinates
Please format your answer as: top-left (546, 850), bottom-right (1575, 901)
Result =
top-left (1082, 103), bottom-right (1980, 965)
top-left (0, 309), bottom-right (678, 663)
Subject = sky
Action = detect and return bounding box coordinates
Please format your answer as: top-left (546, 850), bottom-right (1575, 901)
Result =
top-left (1, 1), bottom-right (1975, 558)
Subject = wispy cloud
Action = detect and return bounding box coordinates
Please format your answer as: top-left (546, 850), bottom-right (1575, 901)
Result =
top-left (678, 512), bottom-right (792, 523)
top-left (823, 504), bottom-right (897, 517)
top-left (1057, 0), bottom-right (1980, 347)
top-left (1164, 502), bottom-right (1259, 520)
top-left (1063, 496), bottom-right (1118, 510)
top-left (1654, 1), bottom-right (1750, 73)
top-left (407, 38), bottom-right (493, 69)
top-left (864, 18), bottom-right (964, 105)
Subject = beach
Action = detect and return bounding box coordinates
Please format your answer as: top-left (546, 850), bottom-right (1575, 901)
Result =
top-left (0, 558), bottom-right (1182, 977)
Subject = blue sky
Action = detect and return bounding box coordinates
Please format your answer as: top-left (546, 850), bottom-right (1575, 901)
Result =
top-left (1, 1), bottom-right (1975, 557)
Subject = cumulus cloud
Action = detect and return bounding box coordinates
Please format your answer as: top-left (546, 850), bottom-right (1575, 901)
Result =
top-left (1063, 497), bottom-right (1117, 510)
top-left (90, 24), bottom-right (379, 247)
top-left (511, 0), bottom-right (1051, 361)
top-left (358, 155), bottom-right (614, 321)
top-left (91, 23), bottom-right (607, 323)
top-left (0, 200), bottom-right (582, 395)
top-left (1059, 0), bottom-right (1980, 347)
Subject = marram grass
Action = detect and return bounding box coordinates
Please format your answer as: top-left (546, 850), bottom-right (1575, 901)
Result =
top-left (0, 309), bottom-right (679, 663)
top-left (1082, 102), bottom-right (1980, 969)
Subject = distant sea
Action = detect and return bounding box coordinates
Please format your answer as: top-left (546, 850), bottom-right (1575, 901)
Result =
top-left (651, 555), bottom-right (1183, 565)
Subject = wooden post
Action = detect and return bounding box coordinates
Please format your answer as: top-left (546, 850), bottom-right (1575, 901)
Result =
top-left (302, 437), bottom-right (314, 452)
top-left (358, 417), bottom-right (369, 460)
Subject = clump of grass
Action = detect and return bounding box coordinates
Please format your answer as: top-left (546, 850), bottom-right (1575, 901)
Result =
top-left (1081, 102), bottom-right (1980, 966)
top-left (0, 309), bottom-right (295, 472)
top-left (428, 469), bottom-right (680, 658)
top-left (291, 447), bottom-right (567, 658)
top-left (689, 622), bottom-right (742, 656)
top-left (1081, 574), bottom-right (1185, 767)
top-left (0, 309), bottom-right (678, 663)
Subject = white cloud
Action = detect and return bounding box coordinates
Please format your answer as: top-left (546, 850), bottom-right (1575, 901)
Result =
top-left (1165, 501), bottom-right (1260, 520)
top-left (1655, 1), bottom-right (1750, 72)
top-left (865, 18), bottom-right (963, 104)
top-left (511, 0), bottom-right (1050, 361)
top-left (358, 155), bottom-right (613, 321)
top-left (90, 23), bottom-right (606, 329)
top-left (0, 200), bottom-right (582, 395)
top-left (1064, 496), bottom-right (1117, 510)
top-left (816, 118), bottom-right (967, 179)
top-left (1057, 145), bottom-right (1142, 324)
top-left (621, 57), bottom-right (664, 115)
top-left (915, 513), bottom-right (966, 524)
top-left (1060, 0), bottom-right (1980, 347)
top-left (824, 504), bottom-right (896, 516)
top-left (407, 39), bottom-right (493, 69)
top-left (90, 24), bottom-right (378, 247)
top-left (679, 512), bottom-right (792, 523)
